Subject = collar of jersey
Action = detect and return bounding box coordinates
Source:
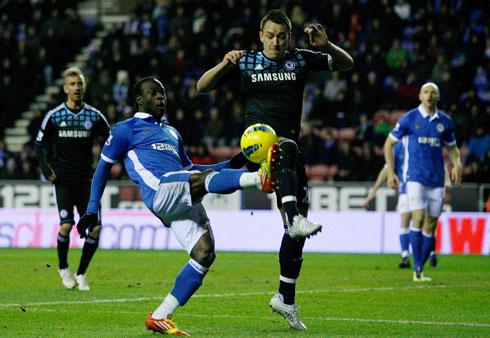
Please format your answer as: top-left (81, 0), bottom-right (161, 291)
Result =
top-left (134, 112), bottom-right (157, 120)
top-left (259, 51), bottom-right (288, 64)
top-left (418, 104), bottom-right (439, 121)
top-left (64, 102), bottom-right (85, 114)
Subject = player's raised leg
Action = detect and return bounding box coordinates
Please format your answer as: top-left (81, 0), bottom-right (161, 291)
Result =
top-left (276, 140), bottom-right (321, 239)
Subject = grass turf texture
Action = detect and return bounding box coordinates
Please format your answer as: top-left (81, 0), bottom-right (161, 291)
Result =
top-left (0, 249), bottom-right (489, 337)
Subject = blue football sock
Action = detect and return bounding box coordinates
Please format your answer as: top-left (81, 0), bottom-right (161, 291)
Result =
top-left (421, 233), bottom-right (435, 266)
top-left (410, 230), bottom-right (423, 271)
top-left (170, 259), bottom-right (208, 306)
top-left (205, 169), bottom-right (247, 194)
top-left (399, 229), bottom-right (410, 255)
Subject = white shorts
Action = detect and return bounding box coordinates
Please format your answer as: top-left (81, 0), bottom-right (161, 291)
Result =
top-left (396, 193), bottom-right (409, 214)
top-left (152, 171), bottom-right (214, 254)
top-left (406, 181), bottom-right (444, 217)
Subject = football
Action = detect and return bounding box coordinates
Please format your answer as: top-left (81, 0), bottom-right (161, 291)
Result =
top-left (240, 123), bottom-right (278, 163)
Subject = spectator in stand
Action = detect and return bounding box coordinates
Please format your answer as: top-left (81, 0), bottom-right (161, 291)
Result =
top-left (466, 126), bottom-right (490, 164)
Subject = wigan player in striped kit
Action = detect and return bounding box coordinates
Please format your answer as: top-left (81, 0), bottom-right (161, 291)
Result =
top-left (198, 9), bottom-right (353, 330)
top-left (35, 67), bottom-right (110, 291)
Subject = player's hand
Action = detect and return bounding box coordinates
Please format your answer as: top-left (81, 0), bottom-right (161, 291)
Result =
top-left (363, 192), bottom-right (375, 208)
top-left (77, 213), bottom-right (98, 239)
top-left (222, 50), bottom-right (244, 67)
top-left (451, 164), bottom-right (462, 187)
top-left (387, 171), bottom-right (399, 190)
top-left (41, 165), bottom-right (57, 181)
top-left (304, 23), bottom-right (329, 48)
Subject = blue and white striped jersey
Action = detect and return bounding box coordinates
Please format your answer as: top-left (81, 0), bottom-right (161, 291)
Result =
top-left (390, 104), bottom-right (456, 188)
top-left (100, 112), bottom-right (192, 207)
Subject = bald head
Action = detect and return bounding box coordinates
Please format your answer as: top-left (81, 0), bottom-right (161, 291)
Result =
top-left (420, 82), bottom-right (440, 95)
top-left (419, 82), bottom-right (440, 113)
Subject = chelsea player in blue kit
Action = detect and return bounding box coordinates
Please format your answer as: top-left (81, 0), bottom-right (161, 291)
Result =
top-left (384, 82), bottom-right (462, 282)
top-left (76, 77), bottom-right (279, 336)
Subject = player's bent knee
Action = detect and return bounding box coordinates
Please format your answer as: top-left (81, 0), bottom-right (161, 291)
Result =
top-left (192, 248), bottom-right (216, 268)
top-left (59, 223), bottom-right (73, 236)
top-left (88, 225), bottom-right (102, 239)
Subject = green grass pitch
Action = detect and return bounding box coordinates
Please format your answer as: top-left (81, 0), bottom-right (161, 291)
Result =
top-left (0, 248), bottom-right (489, 337)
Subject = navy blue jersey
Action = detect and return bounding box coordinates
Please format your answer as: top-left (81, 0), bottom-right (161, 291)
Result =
top-left (225, 49), bottom-right (335, 141)
top-left (390, 105), bottom-right (456, 187)
top-left (100, 113), bottom-right (192, 207)
top-left (36, 103), bottom-right (110, 183)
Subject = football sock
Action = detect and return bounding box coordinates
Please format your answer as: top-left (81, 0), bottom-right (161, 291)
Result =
top-left (57, 233), bottom-right (70, 269)
top-left (409, 229), bottom-right (423, 271)
top-left (238, 172), bottom-right (261, 189)
top-left (152, 293), bottom-right (180, 320)
top-left (277, 141), bottom-right (299, 223)
top-left (168, 259), bottom-right (208, 309)
top-left (400, 228), bottom-right (410, 257)
top-left (279, 234), bottom-right (305, 304)
top-left (421, 232), bottom-right (435, 266)
top-left (77, 235), bottom-right (99, 275)
top-left (430, 238), bottom-right (436, 258)
top-left (205, 169), bottom-right (248, 194)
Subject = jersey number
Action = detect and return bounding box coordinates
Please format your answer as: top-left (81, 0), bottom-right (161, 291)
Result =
top-left (151, 143), bottom-right (165, 150)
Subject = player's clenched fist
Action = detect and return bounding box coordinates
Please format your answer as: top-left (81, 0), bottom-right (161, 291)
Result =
top-left (222, 50), bottom-right (245, 66)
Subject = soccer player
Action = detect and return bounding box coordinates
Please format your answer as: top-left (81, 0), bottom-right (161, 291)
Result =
top-left (363, 137), bottom-right (412, 268)
top-left (76, 77), bottom-right (279, 336)
top-left (384, 82), bottom-right (462, 282)
top-left (197, 9), bottom-right (353, 330)
top-left (35, 67), bottom-right (110, 291)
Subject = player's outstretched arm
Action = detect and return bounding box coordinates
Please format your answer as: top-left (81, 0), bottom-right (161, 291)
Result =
top-left (197, 50), bottom-right (244, 93)
top-left (363, 167), bottom-right (388, 208)
top-left (384, 137), bottom-right (399, 189)
top-left (77, 159), bottom-right (112, 238)
top-left (304, 23), bottom-right (354, 71)
top-left (447, 145), bottom-right (462, 186)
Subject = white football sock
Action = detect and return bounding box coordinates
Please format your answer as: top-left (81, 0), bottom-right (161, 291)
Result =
top-left (152, 293), bottom-right (180, 319)
top-left (239, 172), bottom-right (261, 189)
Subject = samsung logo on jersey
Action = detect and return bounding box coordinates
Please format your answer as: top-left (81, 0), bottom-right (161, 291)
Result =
top-left (418, 137), bottom-right (440, 147)
top-left (251, 72), bottom-right (296, 83)
top-left (58, 130), bottom-right (91, 138)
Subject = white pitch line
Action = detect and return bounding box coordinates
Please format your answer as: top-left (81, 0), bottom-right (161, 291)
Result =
top-left (5, 308), bottom-right (490, 328)
top-left (0, 283), bottom-right (488, 308)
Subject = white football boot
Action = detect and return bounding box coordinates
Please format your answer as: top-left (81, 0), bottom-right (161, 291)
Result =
top-left (269, 293), bottom-right (307, 330)
top-left (287, 215), bottom-right (322, 239)
top-left (58, 267), bottom-right (76, 289)
top-left (75, 274), bottom-right (90, 291)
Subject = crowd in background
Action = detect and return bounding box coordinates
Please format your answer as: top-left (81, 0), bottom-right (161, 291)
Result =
top-left (1, 0), bottom-right (489, 183)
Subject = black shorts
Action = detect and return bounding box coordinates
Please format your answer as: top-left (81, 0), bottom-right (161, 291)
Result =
top-left (53, 183), bottom-right (101, 225)
top-left (275, 156), bottom-right (309, 211)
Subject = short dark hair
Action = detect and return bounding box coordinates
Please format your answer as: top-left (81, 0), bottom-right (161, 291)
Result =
top-left (133, 76), bottom-right (155, 110)
top-left (260, 9), bottom-right (291, 32)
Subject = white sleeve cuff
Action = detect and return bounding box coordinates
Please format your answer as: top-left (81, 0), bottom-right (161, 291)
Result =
top-left (101, 153), bottom-right (117, 164)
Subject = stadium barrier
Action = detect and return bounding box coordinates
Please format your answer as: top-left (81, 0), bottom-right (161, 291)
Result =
top-left (1, 208), bottom-right (488, 255)
top-left (0, 181), bottom-right (485, 211)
